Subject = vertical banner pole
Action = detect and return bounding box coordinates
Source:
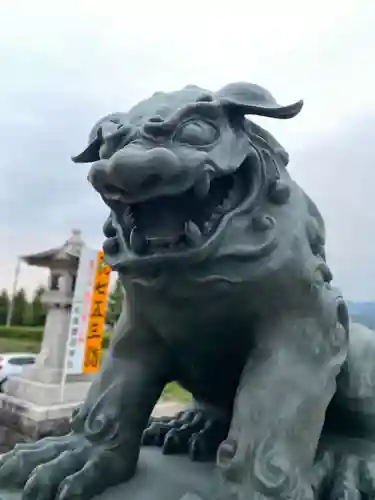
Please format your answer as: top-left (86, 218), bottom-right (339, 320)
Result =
top-left (6, 257), bottom-right (21, 327)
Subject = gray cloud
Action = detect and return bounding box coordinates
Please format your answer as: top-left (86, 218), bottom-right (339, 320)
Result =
top-left (0, 0), bottom-right (374, 300)
top-left (289, 114), bottom-right (375, 300)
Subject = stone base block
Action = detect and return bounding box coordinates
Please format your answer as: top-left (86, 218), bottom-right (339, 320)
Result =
top-left (20, 364), bottom-right (95, 385)
top-left (5, 377), bottom-right (91, 406)
top-left (0, 396), bottom-right (185, 454)
top-left (0, 393), bottom-right (79, 450)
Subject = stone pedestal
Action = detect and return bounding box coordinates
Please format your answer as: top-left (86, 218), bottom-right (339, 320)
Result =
top-left (30, 297), bottom-right (73, 385)
top-left (0, 372), bottom-right (93, 445)
top-left (0, 344), bottom-right (94, 445)
top-left (0, 392), bottom-right (79, 443)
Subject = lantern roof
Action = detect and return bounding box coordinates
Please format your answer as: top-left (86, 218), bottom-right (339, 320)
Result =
top-left (22, 229), bottom-right (84, 270)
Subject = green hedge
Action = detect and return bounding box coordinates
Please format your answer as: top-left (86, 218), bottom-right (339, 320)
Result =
top-left (0, 326), bottom-right (44, 341)
top-left (0, 326), bottom-right (111, 349)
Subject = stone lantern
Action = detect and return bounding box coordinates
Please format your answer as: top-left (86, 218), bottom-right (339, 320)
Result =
top-left (21, 229), bottom-right (83, 385)
top-left (0, 229), bottom-right (94, 443)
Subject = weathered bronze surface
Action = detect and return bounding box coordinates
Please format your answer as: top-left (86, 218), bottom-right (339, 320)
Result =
top-left (1, 83), bottom-right (375, 500)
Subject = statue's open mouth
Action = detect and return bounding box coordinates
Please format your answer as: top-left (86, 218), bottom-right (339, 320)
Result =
top-left (105, 159), bottom-right (253, 259)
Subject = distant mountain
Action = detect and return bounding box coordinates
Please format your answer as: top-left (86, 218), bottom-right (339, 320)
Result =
top-left (347, 301), bottom-right (375, 330)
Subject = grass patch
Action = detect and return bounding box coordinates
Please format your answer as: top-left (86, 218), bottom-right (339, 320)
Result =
top-left (0, 337), bottom-right (40, 353)
top-left (162, 382), bottom-right (192, 403)
top-left (0, 326), bottom-right (111, 349)
top-left (0, 326), bottom-right (44, 342)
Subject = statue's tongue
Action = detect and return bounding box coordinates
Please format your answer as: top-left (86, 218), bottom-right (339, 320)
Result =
top-left (134, 197), bottom-right (187, 241)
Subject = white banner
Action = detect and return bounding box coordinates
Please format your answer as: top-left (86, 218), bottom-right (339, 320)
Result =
top-left (63, 246), bottom-right (98, 375)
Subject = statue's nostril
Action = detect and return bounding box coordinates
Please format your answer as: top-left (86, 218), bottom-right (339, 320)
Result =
top-left (148, 115), bottom-right (164, 123)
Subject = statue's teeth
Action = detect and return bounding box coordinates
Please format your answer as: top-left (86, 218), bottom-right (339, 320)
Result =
top-left (103, 237), bottom-right (119, 255)
top-left (193, 171), bottom-right (210, 199)
top-left (103, 216), bottom-right (116, 237)
top-left (203, 221), bottom-right (212, 234)
top-left (129, 227), bottom-right (148, 254)
top-left (185, 220), bottom-right (202, 245)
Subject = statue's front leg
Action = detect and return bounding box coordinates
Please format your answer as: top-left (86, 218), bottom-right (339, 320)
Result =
top-left (216, 311), bottom-right (348, 500)
top-left (0, 311), bottom-right (170, 500)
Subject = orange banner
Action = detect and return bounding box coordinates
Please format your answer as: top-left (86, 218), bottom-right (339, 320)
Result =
top-left (82, 251), bottom-right (111, 373)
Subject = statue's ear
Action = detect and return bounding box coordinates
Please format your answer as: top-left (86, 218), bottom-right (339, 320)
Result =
top-left (72, 113), bottom-right (128, 164)
top-left (71, 136), bottom-right (102, 164)
top-left (215, 82), bottom-right (303, 119)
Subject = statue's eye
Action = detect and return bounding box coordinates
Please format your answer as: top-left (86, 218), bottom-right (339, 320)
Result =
top-left (173, 121), bottom-right (218, 146)
top-left (99, 136), bottom-right (125, 159)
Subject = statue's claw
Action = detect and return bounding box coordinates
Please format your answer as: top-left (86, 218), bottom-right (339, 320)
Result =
top-left (313, 446), bottom-right (375, 499)
top-left (142, 409), bottom-right (229, 461)
top-left (0, 434), bottom-right (135, 500)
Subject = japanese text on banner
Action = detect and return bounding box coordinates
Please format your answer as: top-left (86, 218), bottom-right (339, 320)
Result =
top-left (83, 251), bottom-right (111, 373)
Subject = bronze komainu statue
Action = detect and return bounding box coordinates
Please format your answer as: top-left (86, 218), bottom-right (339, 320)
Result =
top-left (2, 83), bottom-right (375, 500)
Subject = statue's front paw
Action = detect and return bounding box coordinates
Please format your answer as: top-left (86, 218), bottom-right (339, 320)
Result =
top-left (142, 408), bottom-right (229, 461)
top-left (0, 433), bottom-right (136, 500)
top-left (314, 443), bottom-right (375, 499)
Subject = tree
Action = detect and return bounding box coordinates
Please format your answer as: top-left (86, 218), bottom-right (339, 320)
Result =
top-left (0, 289), bottom-right (9, 325)
top-left (106, 277), bottom-right (124, 327)
top-left (11, 288), bottom-right (28, 326)
top-left (30, 286), bottom-right (47, 326)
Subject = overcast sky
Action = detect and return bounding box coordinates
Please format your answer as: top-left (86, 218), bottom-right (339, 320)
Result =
top-left (0, 0), bottom-right (374, 300)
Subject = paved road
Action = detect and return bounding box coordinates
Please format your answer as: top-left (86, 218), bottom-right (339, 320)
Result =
top-left (152, 401), bottom-right (186, 417)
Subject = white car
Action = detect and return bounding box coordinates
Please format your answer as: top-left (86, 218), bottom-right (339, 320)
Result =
top-left (0, 353), bottom-right (37, 390)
